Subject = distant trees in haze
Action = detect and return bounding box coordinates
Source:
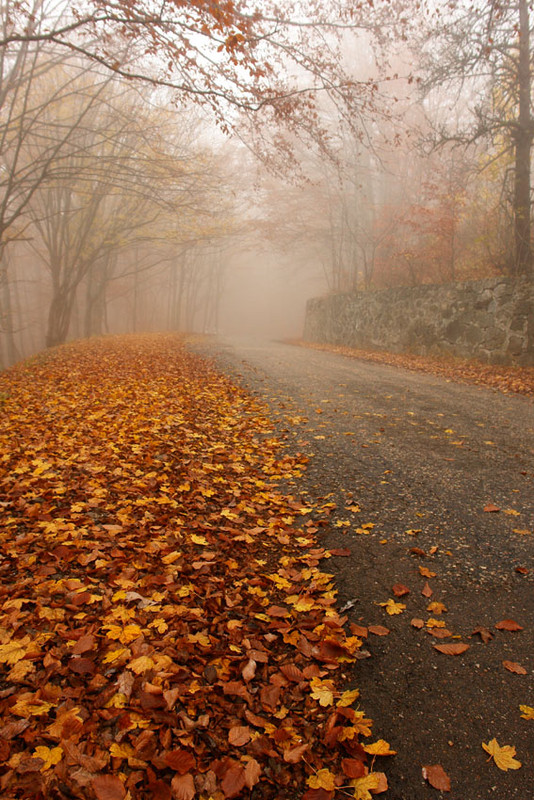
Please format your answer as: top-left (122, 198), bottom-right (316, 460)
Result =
top-left (0, 0), bottom-right (533, 367)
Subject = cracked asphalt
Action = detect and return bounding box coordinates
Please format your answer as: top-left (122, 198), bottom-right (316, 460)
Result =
top-left (192, 336), bottom-right (533, 800)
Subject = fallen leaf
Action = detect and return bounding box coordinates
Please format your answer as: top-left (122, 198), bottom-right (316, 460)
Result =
top-left (503, 661), bottom-right (527, 675)
top-left (171, 772), bottom-right (195, 800)
top-left (421, 582), bottom-right (433, 598)
top-left (392, 583), bottom-right (410, 597)
top-left (471, 627), bottom-right (493, 643)
top-left (92, 775), bottom-right (126, 800)
top-left (228, 725), bottom-right (251, 746)
top-left (433, 643), bottom-right (470, 655)
top-left (307, 768), bottom-right (336, 791)
top-left (519, 705), bottom-right (534, 720)
top-left (411, 618), bottom-right (424, 629)
top-left (483, 504), bottom-right (500, 513)
top-left (379, 599), bottom-right (405, 615)
top-left (363, 739), bottom-right (396, 755)
top-left (419, 566), bottom-right (436, 578)
top-left (422, 764), bottom-right (451, 791)
top-left (495, 619), bottom-right (523, 631)
top-left (482, 738), bottom-right (521, 770)
top-left (368, 625), bottom-right (390, 636)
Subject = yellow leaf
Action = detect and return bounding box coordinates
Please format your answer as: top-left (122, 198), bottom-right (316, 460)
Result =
top-left (351, 772), bottom-right (381, 799)
top-left (12, 698), bottom-right (56, 717)
top-left (426, 601), bottom-right (447, 614)
top-left (162, 551), bottom-right (181, 564)
top-left (128, 655), bottom-right (155, 674)
top-left (307, 768), bottom-right (336, 791)
top-left (105, 692), bottom-right (128, 709)
top-left (337, 688), bottom-right (360, 707)
top-left (519, 704), bottom-right (534, 720)
top-left (148, 618), bottom-right (168, 634)
top-left (379, 599), bottom-right (406, 615)
top-left (103, 647), bottom-right (129, 664)
top-left (292, 597), bottom-right (316, 612)
top-left (482, 738), bottom-right (522, 770)
top-left (8, 660), bottom-right (35, 682)
top-left (110, 742), bottom-right (134, 759)
top-left (363, 739), bottom-right (397, 755)
top-left (119, 624), bottom-right (143, 644)
top-left (309, 677), bottom-right (335, 707)
top-left (33, 745), bottom-right (63, 772)
top-left (0, 639), bottom-right (28, 665)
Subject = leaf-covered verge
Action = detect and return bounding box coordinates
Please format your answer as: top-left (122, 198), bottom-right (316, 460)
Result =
top-left (291, 341), bottom-right (534, 398)
top-left (0, 334), bottom-right (389, 800)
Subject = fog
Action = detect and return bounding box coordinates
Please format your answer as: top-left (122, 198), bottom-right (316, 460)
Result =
top-left (0, 1), bottom-right (529, 368)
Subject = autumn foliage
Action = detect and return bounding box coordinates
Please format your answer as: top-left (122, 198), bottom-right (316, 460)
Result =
top-left (0, 335), bottom-right (387, 799)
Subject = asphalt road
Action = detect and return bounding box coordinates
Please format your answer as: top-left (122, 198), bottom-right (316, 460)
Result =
top-left (196, 337), bottom-right (534, 800)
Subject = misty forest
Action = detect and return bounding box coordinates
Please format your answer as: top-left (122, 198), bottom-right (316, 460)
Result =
top-left (0, 3), bottom-right (533, 800)
top-left (0, 0), bottom-right (533, 365)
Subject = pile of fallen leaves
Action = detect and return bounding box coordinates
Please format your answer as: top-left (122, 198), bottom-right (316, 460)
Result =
top-left (0, 335), bottom-right (390, 800)
top-left (292, 341), bottom-right (534, 398)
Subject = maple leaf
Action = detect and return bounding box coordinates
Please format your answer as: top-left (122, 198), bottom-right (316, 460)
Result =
top-left (33, 745), bottom-right (63, 771)
top-left (0, 639), bottom-right (29, 665)
top-left (519, 705), bottom-right (534, 720)
top-left (351, 772), bottom-right (386, 799)
top-left (310, 677), bottom-right (335, 706)
top-left (482, 739), bottom-right (521, 770)
top-left (363, 739), bottom-right (396, 756)
top-left (307, 768), bottom-right (336, 791)
top-left (379, 598), bottom-right (405, 615)
top-left (337, 688), bottom-right (360, 707)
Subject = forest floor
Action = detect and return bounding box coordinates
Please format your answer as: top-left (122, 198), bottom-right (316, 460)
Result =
top-left (0, 334), bottom-right (391, 800)
top-left (0, 333), bottom-right (533, 800)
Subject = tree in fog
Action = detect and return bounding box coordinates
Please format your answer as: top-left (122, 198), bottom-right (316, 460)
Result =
top-left (419, 0), bottom-right (533, 275)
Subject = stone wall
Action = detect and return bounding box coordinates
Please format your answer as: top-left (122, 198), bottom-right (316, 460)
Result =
top-left (303, 277), bottom-right (534, 366)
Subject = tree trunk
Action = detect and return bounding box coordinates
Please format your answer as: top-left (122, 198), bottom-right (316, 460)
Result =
top-left (513, 0), bottom-right (532, 275)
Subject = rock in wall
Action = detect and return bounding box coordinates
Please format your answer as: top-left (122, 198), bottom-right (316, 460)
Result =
top-left (303, 277), bottom-right (534, 366)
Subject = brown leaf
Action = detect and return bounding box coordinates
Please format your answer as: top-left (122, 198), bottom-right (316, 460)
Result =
top-left (484, 504), bottom-right (500, 513)
top-left (433, 643), bottom-right (470, 655)
top-left (329, 548), bottom-right (351, 556)
top-left (411, 618), bottom-right (424, 629)
top-left (280, 663), bottom-right (304, 682)
top-left (164, 749), bottom-right (196, 774)
top-left (72, 634), bottom-right (96, 654)
top-left (341, 758), bottom-right (366, 778)
top-left (171, 773), bottom-right (195, 800)
top-left (221, 761), bottom-right (246, 798)
top-left (503, 660), bottom-right (527, 675)
top-left (471, 626), bottom-right (493, 643)
top-left (228, 725), bottom-right (251, 747)
top-left (283, 743), bottom-right (309, 763)
top-left (419, 566), bottom-right (436, 578)
top-left (241, 659), bottom-right (256, 682)
top-left (422, 764), bottom-right (451, 792)
top-left (244, 758), bottom-right (261, 788)
top-left (495, 619), bottom-right (523, 631)
top-left (392, 583), bottom-right (410, 597)
top-left (92, 775), bottom-right (126, 800)
top-left (368, 625), bottom-right (390, 636)
top-left (421, 581), bottom-right (433, 598)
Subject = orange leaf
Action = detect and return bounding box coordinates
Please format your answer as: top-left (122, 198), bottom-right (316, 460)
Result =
top-left (92, 775), bottom-right (126, 800)
top-left (495, 619), bottom-right (523, 631)
top-left (164, 749), bottom-right (196, 774)
top-left (221, 761), bottom-right (246, 798)
top-left (228, 725), bottom-right (251, 746)
top-left (503, 661), bottom-right (527, 675)
top-left (421, 581), bottom-right (433, 597)
top-left (433, 643), bottom-right (469, 655)
top-left (171, 773), bottom-right (195, 800)
top-left (483, 504), bottom-right (500, 512)
top-left (244, 757), bottom-right (261, 788)
top-left (419, 566), bottom-right (436, 578)
top-left (368, 625), bottom-right (389, 636)
top-left (283, 743), bottom-right (309, 763)
top-left (392, 583), bottom-right (410, 597)
top-left (422, 764), bottom-right (451, 791)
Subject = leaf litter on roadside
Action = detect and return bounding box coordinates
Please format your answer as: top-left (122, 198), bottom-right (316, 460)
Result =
top-left (0, 335), bottom-right (390, 799)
